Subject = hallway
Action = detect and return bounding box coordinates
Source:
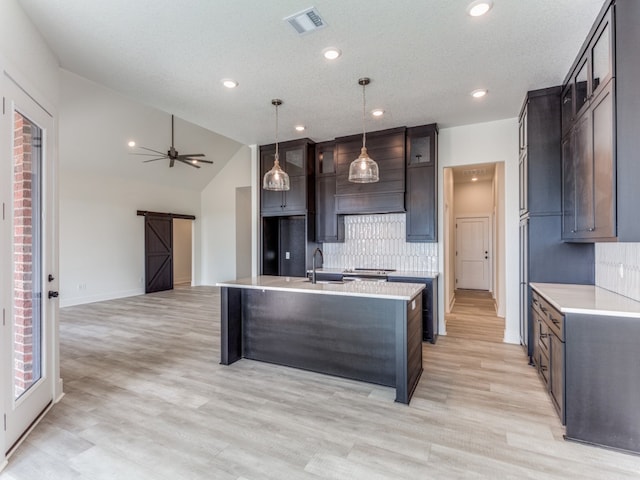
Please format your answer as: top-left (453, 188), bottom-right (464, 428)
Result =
top-left (445, 289), bottom-right (505, 343)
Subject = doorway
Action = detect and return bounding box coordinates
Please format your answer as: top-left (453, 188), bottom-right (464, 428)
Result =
top-left (173, 218), bottom-right (193, 286)
top-left (444, 162), bottom-right (505, 343)
top-left (2, 72), bottom-right (57, 453)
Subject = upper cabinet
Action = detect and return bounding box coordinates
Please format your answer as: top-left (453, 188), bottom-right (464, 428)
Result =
top-left (519, 87), bottom-right (562, 218)
top-left (561, 8), bottom-right (613, 136)
top-left (406, 124), bottom-right (438, 242)
top-left (334, 127), bottom-right (406, 214)
top-left (260, 138), bottom-right (315, 216)
top-left (561, 0), bottom-right (640, 242)
top-left (315, 141), bottom-right (344, 243)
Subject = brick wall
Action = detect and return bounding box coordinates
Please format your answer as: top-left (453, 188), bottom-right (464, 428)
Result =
top-left (13, 112), bottom-right (35, 398)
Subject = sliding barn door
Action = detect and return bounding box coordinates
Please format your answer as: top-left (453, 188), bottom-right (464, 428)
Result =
top-left (145, 215), bottom-right (173, 293)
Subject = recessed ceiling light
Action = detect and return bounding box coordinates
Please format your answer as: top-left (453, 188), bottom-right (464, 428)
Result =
top-left (295, 125), bottom-right (306, 132)
top-left (322, 47), bottom-right (342, 60)
top-left (471, 88), bottom-right (488, 98)
top-left (127, 140), bottom-right (136, 147)
top-left (467, 0), bottom-right (493, 17)
top-left (371, 109), bottom-right (384, 117)
top-left (222, 79), bottom-right (238, 89)
top-left (471, 176), bottom-right (478, 182)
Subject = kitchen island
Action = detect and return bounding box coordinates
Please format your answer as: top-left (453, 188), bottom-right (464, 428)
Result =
top-left (218, 276), bottom-right (425, 404)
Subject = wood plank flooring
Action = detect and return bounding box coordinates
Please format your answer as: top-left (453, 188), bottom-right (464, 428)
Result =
top-left (2, 286), bottom-right (640, 479)
top-left (445, 289), bottom-right (505, 343)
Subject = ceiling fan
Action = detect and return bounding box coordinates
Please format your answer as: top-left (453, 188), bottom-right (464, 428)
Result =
top-left (132, 115), bottom-right (213, 169)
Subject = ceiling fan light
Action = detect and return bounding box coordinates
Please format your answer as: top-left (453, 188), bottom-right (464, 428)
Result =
top-left (348, 147), bottom-right (379, 183)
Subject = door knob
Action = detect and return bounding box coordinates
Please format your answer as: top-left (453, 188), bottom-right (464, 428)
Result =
top-left (48, 291), bottom-right (59, 299)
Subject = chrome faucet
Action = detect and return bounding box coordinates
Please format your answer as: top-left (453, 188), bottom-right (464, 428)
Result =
top-left (311, 247), bottom-right (323, 284)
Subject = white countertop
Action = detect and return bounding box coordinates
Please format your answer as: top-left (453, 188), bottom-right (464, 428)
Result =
top-left (309, 268), bottom-right (439, 279)
top-left (530, 283), bottom-right (640, 318)
top-left (217, 275), bottom-right (425, 301)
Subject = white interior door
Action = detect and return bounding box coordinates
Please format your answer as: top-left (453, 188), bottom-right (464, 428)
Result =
top-left (456, 216), bottom-right (490, 290)
top-left (2, 72), bottom-right (57, 453)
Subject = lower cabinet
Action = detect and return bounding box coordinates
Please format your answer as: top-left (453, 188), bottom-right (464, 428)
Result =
top-left (388, 276), bottom-right (438, 343)
top-left (531, 289), bottom-right (565, 423)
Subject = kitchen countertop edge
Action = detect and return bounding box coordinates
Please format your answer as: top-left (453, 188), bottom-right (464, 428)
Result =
top-left (530, 283), bottom-right (640, 318)
top-left (217, 276), bottom-right (425, 301)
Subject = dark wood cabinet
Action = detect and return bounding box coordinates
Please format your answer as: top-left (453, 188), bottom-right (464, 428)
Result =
top-left (405, 125), bottom-right (437, 242)
top-left (562, 81), bottom-right (614, 240)
top-left (259, 138), bottom-right (317, 276)
top-left (531, 289), bottom-right (565, 423)
top-left (561, 0), bottom-right (640, 242)
top-left (335, 127), bottom-right (406, 214)
top-left (388, 275), bottom-right (438, 343)
top-left (315, 141), bottom-right (344, 243)
top-left (518, 87), bottom-right (594, 357)
top-left (260, 139), bottom-right (315, 216)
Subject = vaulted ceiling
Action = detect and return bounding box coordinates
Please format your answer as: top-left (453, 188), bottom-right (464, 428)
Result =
top-left (19, 0), bottom-right (605, 147)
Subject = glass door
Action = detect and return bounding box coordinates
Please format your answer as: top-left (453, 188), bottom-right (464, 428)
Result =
top-left (2, 72), bottom-right (57, 454)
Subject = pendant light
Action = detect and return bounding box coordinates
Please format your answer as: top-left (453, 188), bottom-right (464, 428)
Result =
top-left (348, 77), bottom-right (379, 183)
top-left (263, 99), bottom-right (290, 191)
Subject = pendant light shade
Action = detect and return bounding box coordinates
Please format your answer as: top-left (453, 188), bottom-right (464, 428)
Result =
top-left (263, 99), bottom-right (290, 191)
top-left (348, 77), bottom-right (379, 183)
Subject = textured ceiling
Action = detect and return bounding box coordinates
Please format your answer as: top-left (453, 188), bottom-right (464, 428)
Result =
top-left (18, 0), bottom-right (605, 147)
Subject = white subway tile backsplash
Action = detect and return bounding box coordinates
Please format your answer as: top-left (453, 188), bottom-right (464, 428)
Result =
top-left (595, 243), bottom-right (640, 302)
top-left (321, 213), bottom-right (438, 272)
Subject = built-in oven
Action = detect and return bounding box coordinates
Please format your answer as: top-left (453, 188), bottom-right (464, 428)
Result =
top-left (341, 268), bottom-right (395, 282)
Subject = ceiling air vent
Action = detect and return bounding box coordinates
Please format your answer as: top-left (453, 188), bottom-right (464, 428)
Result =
top-left (284, 7), bottom-right (327, 35)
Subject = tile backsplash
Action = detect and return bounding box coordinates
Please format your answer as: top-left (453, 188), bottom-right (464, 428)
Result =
top-left (321, 213), bottom-right (438, 271)
top-left (595, 243), bottom-right (640, 302)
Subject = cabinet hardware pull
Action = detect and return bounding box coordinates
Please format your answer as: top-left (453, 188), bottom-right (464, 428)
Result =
top-left (588, 227), bottom-right (595, 232)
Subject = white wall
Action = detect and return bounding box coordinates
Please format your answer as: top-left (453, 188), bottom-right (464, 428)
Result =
top-left (0, 0), bottom-right (59, 105)
top-left (235, 186), bottom-right (252, 279)
top-left (443, 168), bottom-right (455, 314)
top-left (0, 0), bottom-right (62, 464)
top-left (495, 163), bottom-right (506, 317)
top-left (173, 218), bottom-right (193, 285)
top-left (200, 146), bottom-right (252, 284)
top-left (438, 118), bottom-right (519, 344)
top-left (454, 181), bottom-right (494, 216)
top-left (59, 172), bottom-right (200, 306)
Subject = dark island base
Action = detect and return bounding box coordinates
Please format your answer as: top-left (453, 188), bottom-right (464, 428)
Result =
top-left (220, 287), bottom-right (423, 404)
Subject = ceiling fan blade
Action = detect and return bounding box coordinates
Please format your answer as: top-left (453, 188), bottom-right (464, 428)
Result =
top-left (191, 159), bottom-right (213, 164)
top-left (178, 158), bottom-right (201, 168)
top-left (170, 157), bottom-right (175, 168)
top-left (131, 152), bottom-right (169, 157)
top-left (138, 146), bottom-right (167, 155)
top-left (177, 153), bottom-right (205, 158)
top-left (142, 157), bottom-right (167, 163)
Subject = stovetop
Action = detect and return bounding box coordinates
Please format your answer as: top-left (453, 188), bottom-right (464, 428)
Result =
top-left (342, 268), bottom-right (396, 276)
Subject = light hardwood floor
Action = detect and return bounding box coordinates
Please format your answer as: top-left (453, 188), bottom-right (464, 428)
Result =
top-left (445, 289), bottom-right (504, 343)
top-left (2, 286), bottom-right (640, 479)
